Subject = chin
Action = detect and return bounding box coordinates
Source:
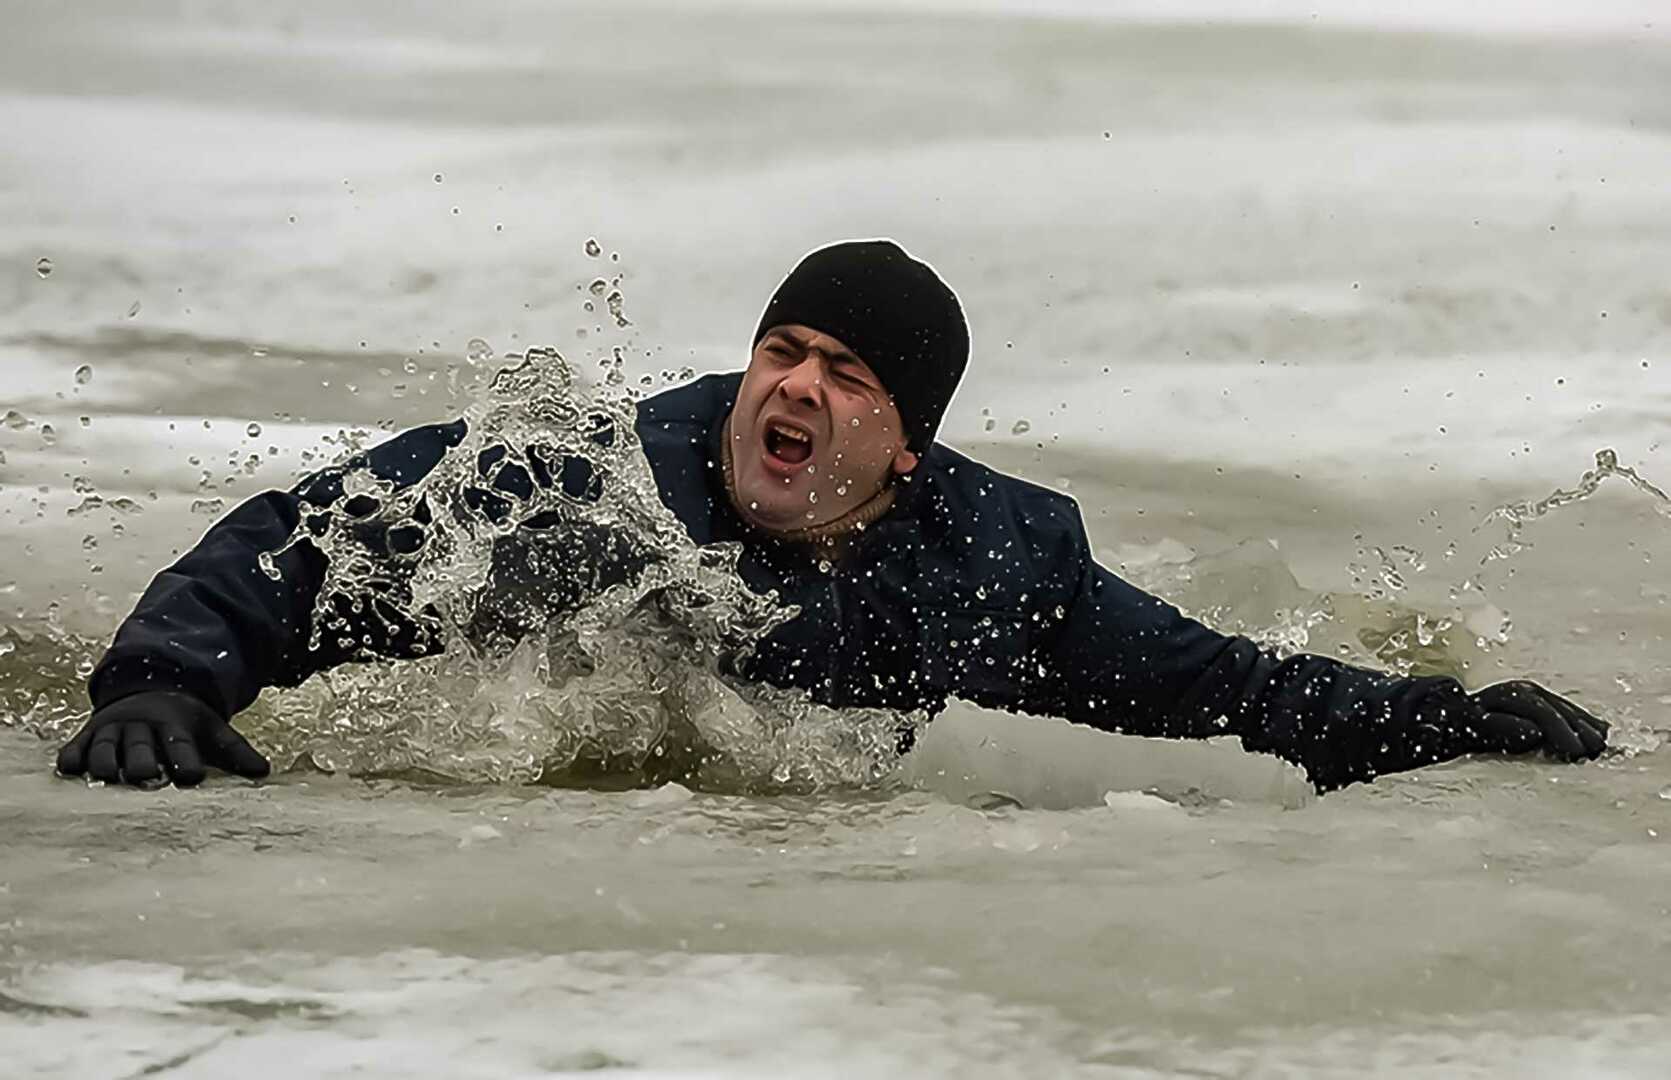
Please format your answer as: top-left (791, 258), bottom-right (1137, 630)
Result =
top-left (732, 487), bottom-right (797, 530)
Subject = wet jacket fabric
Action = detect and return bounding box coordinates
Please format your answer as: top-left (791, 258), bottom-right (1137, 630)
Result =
top-left (90, 373), bottom-right (1482, 792)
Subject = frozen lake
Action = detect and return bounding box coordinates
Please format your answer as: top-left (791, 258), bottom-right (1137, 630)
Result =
top-left (2, 2), bottom-right (1668, 1075)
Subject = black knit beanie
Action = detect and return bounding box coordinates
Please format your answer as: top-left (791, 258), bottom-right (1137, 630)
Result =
top-left (753, 239), bottom-right (969, 455)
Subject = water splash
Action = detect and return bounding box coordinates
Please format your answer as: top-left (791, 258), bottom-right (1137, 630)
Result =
top-left (243, 344), bottom-right (918, 791)
top-left (1480, 448), bottom-right (1671, 564)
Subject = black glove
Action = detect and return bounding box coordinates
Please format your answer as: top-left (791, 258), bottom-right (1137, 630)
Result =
top-left (56, 691), bottom-right (271, 787)
top-left (1467, 679), bottom-right (1608, 761)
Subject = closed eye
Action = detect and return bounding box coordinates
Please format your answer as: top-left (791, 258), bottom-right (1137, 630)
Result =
top-left (833, 363), bottom-right (872, 387)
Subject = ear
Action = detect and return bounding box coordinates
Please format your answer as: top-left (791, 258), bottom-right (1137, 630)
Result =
top-left (890, 447), bottom-right (920, 477)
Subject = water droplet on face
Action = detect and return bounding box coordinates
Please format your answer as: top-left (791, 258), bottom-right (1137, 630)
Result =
top-left (34, 257), bottom-right (53, 278)
top-left (246, 422), bottom-right (262, 438)
top-left (1011, 419), bottom-right (1032, 435)
top-left (584, 238), bottom-right (602, 257)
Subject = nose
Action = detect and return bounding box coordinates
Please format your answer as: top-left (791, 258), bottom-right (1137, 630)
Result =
top-left (777, 353), bottom-right (826, 410)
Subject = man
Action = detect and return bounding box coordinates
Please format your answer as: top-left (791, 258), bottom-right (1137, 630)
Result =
top-left (56, 240), bottom-right (1608, 791)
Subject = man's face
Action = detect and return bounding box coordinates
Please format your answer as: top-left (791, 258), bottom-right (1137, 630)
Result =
top-left (726, 324), bottom-right (918, 532)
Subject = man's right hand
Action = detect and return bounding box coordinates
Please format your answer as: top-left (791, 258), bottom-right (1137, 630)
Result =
top-left (56, 691), bottom-right (271, 787)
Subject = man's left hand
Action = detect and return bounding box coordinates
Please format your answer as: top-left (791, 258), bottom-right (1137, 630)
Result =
top-left (1469, 680), bottom-right (1608, 761)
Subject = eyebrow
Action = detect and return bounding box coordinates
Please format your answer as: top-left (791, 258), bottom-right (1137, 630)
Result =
top-left (767, 329), bottom-right (869, 373)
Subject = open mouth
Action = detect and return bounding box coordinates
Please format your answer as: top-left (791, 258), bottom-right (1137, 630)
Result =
top-left (763, 420), bottom-right (814, 467)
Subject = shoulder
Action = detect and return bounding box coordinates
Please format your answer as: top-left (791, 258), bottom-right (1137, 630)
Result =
top-left (912, 443), bottom-right (1087, 549)
top-left (891, 443), bottom-right (1090, 613)
top-left (635, 371), bottom-right (741, 439)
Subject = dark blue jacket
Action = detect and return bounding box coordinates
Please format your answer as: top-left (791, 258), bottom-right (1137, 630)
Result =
top-left (90, 373), bottom-right (1481, 791)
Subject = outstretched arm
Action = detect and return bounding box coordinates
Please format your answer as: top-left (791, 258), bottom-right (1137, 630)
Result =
top-left (1035, 535), bottom-right (1606, 793)
top-left (59, 421), bottom-right (468, 785)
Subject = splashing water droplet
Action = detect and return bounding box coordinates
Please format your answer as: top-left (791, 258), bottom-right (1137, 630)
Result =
top-left (243, 345), bottom-right (921, 790)
top-left (433, 172), bottom-right (444, 183)
top-left (584, 238), bottom-right (602, 257)
top-left (588, 278), bottom-right (609, 297)
top-left (1011, 419), bottom-right (1032, 435)
top-left (246, 422), bottom-right (263, 438)
top-left (73, 364), bottom-right (93, 385)
top-left (34, 256), bottom-right (54, 278)
top-left (466, 338), bottom-right (494, 364)
top-left (126, 301), bottom-right (141, 318)
top-left (4, 410), bottom-right (30, 430)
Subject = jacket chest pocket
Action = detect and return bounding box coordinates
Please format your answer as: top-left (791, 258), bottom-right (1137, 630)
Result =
top-left (919, 608), bottom-right (1033, 705)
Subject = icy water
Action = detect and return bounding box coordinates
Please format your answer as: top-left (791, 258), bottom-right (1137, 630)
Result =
top-left (3, 2), bottom-right (1670, 1076)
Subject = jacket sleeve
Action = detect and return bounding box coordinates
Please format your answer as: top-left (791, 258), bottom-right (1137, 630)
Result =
top-left (1032, 521), bottom-right (1482, 793)
top-left (88, 421), bottom-right (468, 719)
